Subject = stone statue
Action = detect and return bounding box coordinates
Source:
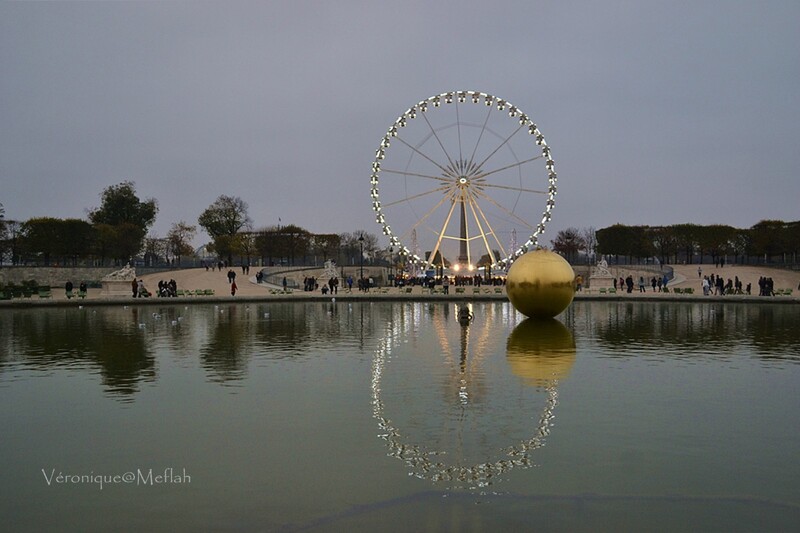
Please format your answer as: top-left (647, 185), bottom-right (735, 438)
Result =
top-left (323, 259), bottom-right (337, 279)
top-left (102, 263), bottom-right (136, 281)
top-left (595, 256), bottom-right (611, 277)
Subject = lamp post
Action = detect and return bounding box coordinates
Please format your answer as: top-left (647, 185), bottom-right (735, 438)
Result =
top-left (388, 246), bottom-right (394, 287)
top-left (358, 233), bottom-right (365, 288)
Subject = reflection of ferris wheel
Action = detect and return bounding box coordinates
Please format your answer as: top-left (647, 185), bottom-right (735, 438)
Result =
top-left (371, 91), bottom-right (557, 271)
top-left (371, 305), bottom-right (565, 489)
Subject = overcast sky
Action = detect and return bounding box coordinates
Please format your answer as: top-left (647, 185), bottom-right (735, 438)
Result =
top-left (1, 0), bottom-right (798, 249)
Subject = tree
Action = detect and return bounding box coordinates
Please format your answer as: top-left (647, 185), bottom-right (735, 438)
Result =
top-left (236, 232), bottom-right (256, 266)
top-left (425, 249), bottom-right (450, 268)
top-left (88, 181), bottom-right (158, 263)
top-left (551, 227), bottom-right (587, 264)
top-left (143, 234), bottom-right (168, 266)
top-left (2, 220), bottom-right (22, 265)
top-left (339, 231), bottom-right (378, 267)
top-left (651, 226), bottom-right (677, 264)
top-left (311, 234), bottom-right (341, 263)
top-left (671, 224), bottom-right (700, 264)
top-left (358, 231), bottom-right (379, 263)
top-left (339, 232), bottom-right (359, 266)
top-left (0, 203), bottom-right (6, 264)
top-left (696, 224), bottom-right (737, 264)
top-left (597, 224), bottom-right (634, 261)
top-left (785, 221), bottom-right (800, 264)
top-left (166, 221), bottom-right (197, 265)
top-left (21, 217), bottom-right (63, 265)
top-left (198, 195), bottom-right (252, 264)
top-left (61, 219), bottom-right (95, 265)
top-left (271, 224), bottom-right (311, 265)
top-left (476, 250), bottom-right (501, 268)
top-left (748, 220), bottom-right (787, 262)
top-left (582, 227), bottom-right (598, 263)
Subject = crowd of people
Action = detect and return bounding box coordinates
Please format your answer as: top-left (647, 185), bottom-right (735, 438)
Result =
top-left (599, 268), bottom-right (794, 297)
top-left (612, 274), bottom-right (671, 293)
top-left (70, 263), bottom-right (797, 300)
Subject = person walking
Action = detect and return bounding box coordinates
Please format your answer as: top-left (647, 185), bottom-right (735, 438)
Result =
top-left (231, 280), bottom-right (238, 296)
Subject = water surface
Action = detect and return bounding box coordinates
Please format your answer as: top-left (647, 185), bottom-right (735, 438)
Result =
top-left (1, 301), bottom-right (798, 531)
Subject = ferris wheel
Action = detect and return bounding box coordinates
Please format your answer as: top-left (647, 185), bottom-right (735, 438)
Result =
top-left (371, 91), bottom-right (557, 272)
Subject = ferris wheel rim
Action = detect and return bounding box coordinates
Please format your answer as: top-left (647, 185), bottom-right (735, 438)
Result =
top-left (371, 91), bottom-right (557, 270)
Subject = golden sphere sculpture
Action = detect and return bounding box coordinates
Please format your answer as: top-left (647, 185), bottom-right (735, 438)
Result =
top-left (506, 249), bottom-right (575, 319)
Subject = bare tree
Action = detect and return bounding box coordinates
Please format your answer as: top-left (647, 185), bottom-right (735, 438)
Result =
top-left (551, 228), bottom-right (587, 264)
top-left (166, 221), bottom-right (197, 265)
top-left (582, 226), bottom-right (598, 264)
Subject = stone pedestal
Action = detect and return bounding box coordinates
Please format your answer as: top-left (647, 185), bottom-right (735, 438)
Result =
top-left (102, 280), bottom-right (134, 297)
top-left (588, 274), bottom-right (615, 289)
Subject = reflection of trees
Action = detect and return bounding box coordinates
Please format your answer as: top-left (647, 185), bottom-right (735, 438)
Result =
top-left (252, 302), bottom-right (384, 353)
top-left (572, 302), bottom-right (800, 362)
top-left (200, 306), bottom-right (250, 383)
top-left (198, 302), bottom-right (389, 383)
top-left (3, 308), bottom-right (154, 399)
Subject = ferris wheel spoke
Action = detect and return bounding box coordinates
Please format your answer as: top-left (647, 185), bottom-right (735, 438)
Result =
top-left (465, 196), bottom-right (499, 265)
top-left (397, 188), bottom-right (457, 244)
top-left (380, 168), bottom-right (450, 183)
top-left (472, 155), bottom-right (544, 181)
top-left (472, 188), bottom-right (535, 231)
top-left (455, 100), bottom-right (464, 165)
top-left (478, 182), bottom-right (547, 195)
top-left (467, 105), bottom-right (493, 171)
top-left (425, 193), bottom-right (460, 271)
top-left (382, 185), bottom-right (450, 208)
top-left (467, 193), bottom-right (508, 259)
top-left (473, 123), bottom-right (526, 171)
top-left (394, 135), bottom-right (453, 176)
top-left (420, 111), bottom-right (457, 171)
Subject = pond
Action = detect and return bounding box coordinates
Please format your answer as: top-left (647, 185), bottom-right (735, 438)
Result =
top-left (1, 301), bottom-right (798, 532)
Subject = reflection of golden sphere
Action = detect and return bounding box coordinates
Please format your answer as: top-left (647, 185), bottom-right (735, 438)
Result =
top-left (507, 318), bottom-right (576, 387)
top-left (506, 249), bottom-right (575, 319)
